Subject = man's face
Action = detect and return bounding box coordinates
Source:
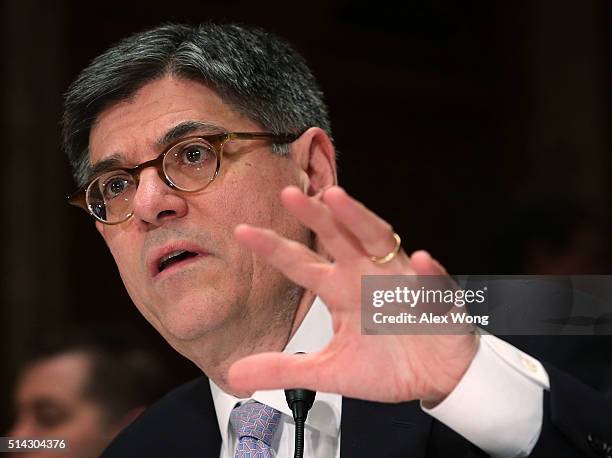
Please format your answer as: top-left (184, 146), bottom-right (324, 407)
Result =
top-left (8, 353), bottom-right (114, 458)
top-left (90, 77), bottom-right (311, 350)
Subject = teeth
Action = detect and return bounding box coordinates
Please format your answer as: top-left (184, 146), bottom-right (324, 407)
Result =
top-left (157, 250), bottom-right (199, 273)
top-left (159, 250), bottom-right (187, 265)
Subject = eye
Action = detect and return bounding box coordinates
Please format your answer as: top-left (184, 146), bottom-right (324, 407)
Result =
top-left (102, 174), bottom-right (130, 200)
top-left (177, 142), bottom-right (215, 167)
top-left (35, 405), bottom-right (69, 429)
top-left (32, 401), bottom-right (70, 430)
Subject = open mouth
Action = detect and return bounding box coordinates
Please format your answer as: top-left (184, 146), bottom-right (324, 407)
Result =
top-left (157, 250), bottom-right (200, 274)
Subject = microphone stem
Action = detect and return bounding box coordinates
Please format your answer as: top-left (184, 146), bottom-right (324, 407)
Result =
top-left (294, 416), bottom-right (305, 458)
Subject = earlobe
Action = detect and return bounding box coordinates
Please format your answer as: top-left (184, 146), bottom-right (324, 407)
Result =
top-left (293, 127), bottom-right (337, 196)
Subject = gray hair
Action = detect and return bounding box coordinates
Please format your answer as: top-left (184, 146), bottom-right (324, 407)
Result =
top-left (62, 22), bottom-right (332, 187)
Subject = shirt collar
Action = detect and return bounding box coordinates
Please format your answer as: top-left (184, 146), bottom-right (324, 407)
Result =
top-left (210, 297), bottom-right (339, 444)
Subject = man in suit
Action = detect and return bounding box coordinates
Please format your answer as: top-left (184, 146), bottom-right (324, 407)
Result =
top-left (64, 23), bottom-right (610, 457)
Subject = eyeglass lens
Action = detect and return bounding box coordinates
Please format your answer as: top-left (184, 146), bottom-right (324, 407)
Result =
top-left (86, 139), bottom-right (219, 223)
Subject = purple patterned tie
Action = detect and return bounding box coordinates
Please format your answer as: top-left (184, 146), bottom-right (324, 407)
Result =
top-left (229, 401), bottom-right (282, 458)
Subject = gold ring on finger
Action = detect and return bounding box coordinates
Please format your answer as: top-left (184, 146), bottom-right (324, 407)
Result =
top-left (369, 232), bottom-right (401, 264)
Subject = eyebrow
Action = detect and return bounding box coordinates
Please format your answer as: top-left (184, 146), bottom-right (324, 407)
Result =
top-left (85, 154), bottom-right (124, 183)
top-left (85, 120), bottom-right (226, 183)
top-left (157, 120), bottom-right (224, 146)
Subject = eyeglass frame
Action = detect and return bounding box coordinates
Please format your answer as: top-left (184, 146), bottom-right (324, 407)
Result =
top-left (67, 130), bottom-right (300, 225)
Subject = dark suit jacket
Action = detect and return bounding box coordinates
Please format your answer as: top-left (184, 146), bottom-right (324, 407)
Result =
top-left (102, 337), bottom-right (612, 457)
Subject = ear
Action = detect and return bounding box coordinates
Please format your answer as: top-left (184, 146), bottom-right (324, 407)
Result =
top-left (290, 127), bottom-right (337, 196)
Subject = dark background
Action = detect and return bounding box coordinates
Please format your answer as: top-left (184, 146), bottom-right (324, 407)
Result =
top-left (0, 0), bottom-right (610, 430)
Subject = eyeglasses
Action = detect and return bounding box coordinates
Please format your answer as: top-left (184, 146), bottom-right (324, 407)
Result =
top-left (67, 131), bottom-right (299, 225)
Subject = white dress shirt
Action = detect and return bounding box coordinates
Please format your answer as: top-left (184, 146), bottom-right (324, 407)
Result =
top-left (211, 298), bottom-right (551, 458)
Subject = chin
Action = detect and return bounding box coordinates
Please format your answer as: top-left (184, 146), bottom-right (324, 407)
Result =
top-left (162, 318), bottom-right (211, 342)
top-left (155, 294), bottom-right (234, 342)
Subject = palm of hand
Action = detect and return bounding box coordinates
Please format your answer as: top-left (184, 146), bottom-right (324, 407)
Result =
top-left (228, 186), bottom-right (478, 404)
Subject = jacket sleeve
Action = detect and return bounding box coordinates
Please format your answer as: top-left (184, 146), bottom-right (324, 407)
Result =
top-left (530, 363), bottom-right (612, 457)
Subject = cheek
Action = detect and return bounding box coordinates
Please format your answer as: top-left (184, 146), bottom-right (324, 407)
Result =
top-left (216, 173), bottom-right (293, 230)
top-left (105, 235), bottom-right (155, 315)
top-left (226, 193), bottom-right (285, 228)
top-left (105, 231), bottom-right (144, 280)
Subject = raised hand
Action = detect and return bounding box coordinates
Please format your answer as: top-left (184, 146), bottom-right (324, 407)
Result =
top-left (228, 185), bottom-right (478, 405)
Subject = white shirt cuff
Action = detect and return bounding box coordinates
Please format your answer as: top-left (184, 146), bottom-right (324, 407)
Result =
top-left (421, 334), bottom-right (550, 457)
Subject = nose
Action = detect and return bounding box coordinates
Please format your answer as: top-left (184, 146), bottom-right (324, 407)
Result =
top-left (131, 168), bottom-right (188, 226)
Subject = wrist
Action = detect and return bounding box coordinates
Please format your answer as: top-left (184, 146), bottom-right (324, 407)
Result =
top-left (421, 333), bottom-right (480, 407)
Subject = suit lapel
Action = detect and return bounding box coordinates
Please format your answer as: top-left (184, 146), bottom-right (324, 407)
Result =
top-left (340, 397), bottom-right (432, 458)
top-left (195, 379), bottom-right (223, 456)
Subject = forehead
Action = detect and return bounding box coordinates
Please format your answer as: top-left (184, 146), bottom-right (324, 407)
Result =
top-left (17, 352), bottom-right (91, 403)
top-left (89, 76), bottom-right (257, 165)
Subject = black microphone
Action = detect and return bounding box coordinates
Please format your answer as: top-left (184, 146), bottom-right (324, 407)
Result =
top-left (284, 353), bottom-right (316, 458)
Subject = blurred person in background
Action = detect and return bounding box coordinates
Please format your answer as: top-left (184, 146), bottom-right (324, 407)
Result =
top-left (6, 329), bottom-right (173, 458)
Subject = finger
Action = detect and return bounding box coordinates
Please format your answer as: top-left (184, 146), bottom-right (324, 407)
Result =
top-left (234, 224), bottom-right (331, 293)
top-left (322, 187), bottom-right (399, 261)
top-left (410, 250), bottom-right (458, 316)
top-left (410, 250), bottom-right (447, 275)
top-left (228, 352), bottom-right (330, 394)
top-left (281, 186), bottom-right (362, 262)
